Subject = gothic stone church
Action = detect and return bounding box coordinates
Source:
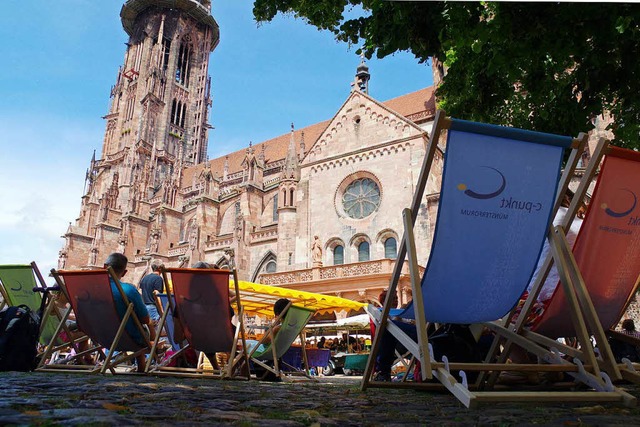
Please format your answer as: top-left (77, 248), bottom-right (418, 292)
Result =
top-left (59, 0), bottom-right (447, 307)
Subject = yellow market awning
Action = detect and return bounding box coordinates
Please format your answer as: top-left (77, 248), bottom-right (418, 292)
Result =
top-left (231, 279), bottom-right (365, 316)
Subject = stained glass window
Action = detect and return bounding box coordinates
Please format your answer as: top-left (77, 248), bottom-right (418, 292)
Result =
top-left (334, 245), bottom-right (344, 265)
top-left (342, 178), bottom-right (381, 219)
top-left (384, 237), bottom-right (397, 259)
top-left (358, 241), bottom-right (370, 262)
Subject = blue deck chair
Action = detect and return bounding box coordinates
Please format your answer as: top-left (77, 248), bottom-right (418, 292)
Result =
top-left (363, 111), bottom-right (635, 408)
top-left (248, 302), bottom-right (315, 380)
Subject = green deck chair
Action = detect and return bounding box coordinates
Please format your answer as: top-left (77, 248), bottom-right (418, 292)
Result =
top-left (0, 263), bottom-right (63, 347)
top-left (249, 304), bottom-right (315, 380)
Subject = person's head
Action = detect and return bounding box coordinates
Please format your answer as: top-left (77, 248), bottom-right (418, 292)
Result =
top-left (623, 319), bottom-right (636, 332)
top-left (378, 288), bottom-right (399, 308)
top-left (151, 261), bottom-right (164, 273)
top-left (274, 298), bottom-right (290, 316)
top-left (562, 189), bottom-right (588, 218)
top-left (104, 253), bottom-right (128, 279)
top-left (192, 261), bottom-right (211, 269)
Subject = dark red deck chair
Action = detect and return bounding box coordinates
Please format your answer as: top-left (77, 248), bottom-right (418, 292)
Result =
top-left (525, 146), bottom-right (640, 382)
top-left (157, 267), bottom-right (249, 378)
top-left (44, 268), bottom-right (154, 374)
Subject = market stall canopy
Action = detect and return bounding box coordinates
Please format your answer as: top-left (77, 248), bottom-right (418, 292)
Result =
top-left (306, 313), bottom-right (372, 334)
top-left (336, 314), bottom-right (371, 329)
top-left (231, 279), bottom-right (366, 316)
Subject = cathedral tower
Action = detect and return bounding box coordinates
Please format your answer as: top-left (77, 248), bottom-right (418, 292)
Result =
top-left (62, 1), bottom-right (219, 269)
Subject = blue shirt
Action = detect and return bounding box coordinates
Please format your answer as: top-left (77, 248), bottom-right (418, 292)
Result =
top-left (110, 278), bottom-right (149, 344)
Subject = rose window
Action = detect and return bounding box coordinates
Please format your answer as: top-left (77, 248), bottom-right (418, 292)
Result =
top-left (342, 178), bottom-right (381, 219)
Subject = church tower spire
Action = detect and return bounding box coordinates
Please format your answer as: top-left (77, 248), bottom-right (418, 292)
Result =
top-left (62, 0), bottom-right (220, 270)
top-left (101, 0), bottom-right (220, 208)
top-left (353, 54), bottom-right (370, 94)
top-left (282, 123), bottom-right (300, 181)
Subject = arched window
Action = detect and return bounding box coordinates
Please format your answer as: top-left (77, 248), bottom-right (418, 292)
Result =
top-left (265, 260), bottom-right (277, 273)
top-left (289, 188), bottom-right (294, 206)
top-left (358, 241), bottom-right (370, 262)
top-left (333, 245), bottom-right (344, 265)
top-left (384, 237), bottom-right (397, 259)
top-left (282, 190), bottom-right (287, 207)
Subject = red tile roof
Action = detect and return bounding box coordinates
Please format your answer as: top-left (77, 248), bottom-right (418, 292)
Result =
top-left (182, 86), bottom-right (435, 188)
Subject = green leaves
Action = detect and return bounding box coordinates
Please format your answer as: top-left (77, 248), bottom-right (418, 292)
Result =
top-left (253, 1), bottom-right (640, 149)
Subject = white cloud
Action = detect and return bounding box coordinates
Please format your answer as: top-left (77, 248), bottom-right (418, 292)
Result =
top-left (0, 114), bottom-right (96, 278)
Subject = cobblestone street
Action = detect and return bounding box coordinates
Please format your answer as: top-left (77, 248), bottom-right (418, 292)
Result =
top-left (1, 371), bottom-right (640, 426)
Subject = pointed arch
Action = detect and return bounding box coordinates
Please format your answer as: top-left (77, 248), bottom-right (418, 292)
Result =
top-left (252, 250), bottom-right (277, 282)
top-left (213, 256), bottom-right (230, 270)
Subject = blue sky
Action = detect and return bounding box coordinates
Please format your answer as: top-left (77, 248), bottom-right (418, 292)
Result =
top-left (0, 1), bottom-right (432, 278)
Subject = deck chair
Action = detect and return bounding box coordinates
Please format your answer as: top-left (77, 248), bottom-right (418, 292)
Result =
top-left (363, 111), bottom-right (635, 408)
top-left (247, 302), bottom-right (315, 380)
top-left (0, 263), bottom-right (87, 360)
top-left (517, 144), bottom-right (640, 383)
top-left (155, 293), bottom-right (182, 351)
top-left (153, 267), bottom-right (250, 379)
top-left (40, 268), bottom-right (159, 374)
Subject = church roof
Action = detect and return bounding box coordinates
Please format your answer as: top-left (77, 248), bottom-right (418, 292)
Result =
top-left (182, 86), bottom-right (435, 187)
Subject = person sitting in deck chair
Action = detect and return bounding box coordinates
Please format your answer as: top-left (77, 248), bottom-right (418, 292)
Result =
top-left (251, 298), bottom-right (291, 381)
top-left (510, 191), bottom-right (585, 330)
top-left (104, 253), bottom-right (157, 372)
top-left (374, 289), bottom-right (487, 382)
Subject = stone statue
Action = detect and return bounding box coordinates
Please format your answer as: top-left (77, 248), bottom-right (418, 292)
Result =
top-left (117, 239), bottom-right (126, 254)
top-left (57, 251), bottom-right (66, 270)
top-left (149, 233), bottom-right (159, 253)
top-left (89, 248), bottom-right (98, 266)
top-left (312, 235), bottom-right (323, 267)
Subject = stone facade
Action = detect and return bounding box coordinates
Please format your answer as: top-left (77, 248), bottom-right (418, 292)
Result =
top-left (59, 0), bottom-right (440, 305)
top-left (60, 0), bottom-right (637, 323)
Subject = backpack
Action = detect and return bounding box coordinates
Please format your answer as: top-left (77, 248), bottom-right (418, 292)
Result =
top-left (0, 305), bottom-right (40, 372)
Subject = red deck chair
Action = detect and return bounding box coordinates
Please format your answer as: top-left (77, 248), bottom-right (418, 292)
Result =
top-left (156, 267), bottom-right (249, 379)
top-left (522, 145), bottom-right (640, 382)
top-left (42, 268), bottom-right (155, 374)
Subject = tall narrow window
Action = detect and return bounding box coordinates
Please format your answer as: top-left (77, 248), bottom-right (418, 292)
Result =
top-left (170, 99), bottom-right (177, 125)
top-left (289, 189), bottom-right (294, 206)
top-left (272, 194), bottom-right (278, 222)
top-left (333, 245), bottom-right (344, 265)
top-left (358, 241), bottom-right (370, 262)
top-left (180, 103), bottom-right (187, 128)
top-left (161, 38), bottom-right (171, 71)
top-left (282, 190), bottom-right (287, 207)
top-left (384, 237), bottom-right (397, 259)
top-left (176, 42), bottom-right (192, 87)
top-left (134, 43), bottom-right (143, 72)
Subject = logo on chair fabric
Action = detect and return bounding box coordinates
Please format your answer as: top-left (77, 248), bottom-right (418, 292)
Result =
top-left (10, 281), bottom-right (23, 292)
top-left (457, 167), bottom-right (506, 200)
top-left (77, 290), bottom-right (91, 302)
top-left (602, 188), bottom-right (637, 218)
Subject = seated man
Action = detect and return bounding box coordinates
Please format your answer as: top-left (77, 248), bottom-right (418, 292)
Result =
top-left (104, 253), bottom-right (156, 372)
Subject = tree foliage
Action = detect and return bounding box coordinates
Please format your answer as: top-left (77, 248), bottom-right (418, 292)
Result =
top-left (253, 1), bottom-right (640, 148)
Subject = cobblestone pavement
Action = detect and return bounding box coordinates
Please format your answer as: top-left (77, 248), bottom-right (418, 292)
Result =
top-left (2, 371), bottom-right (640, 426)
